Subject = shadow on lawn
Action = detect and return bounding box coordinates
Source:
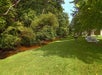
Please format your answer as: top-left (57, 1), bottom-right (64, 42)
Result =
top-left (40, 38), bottom-right (102, 64)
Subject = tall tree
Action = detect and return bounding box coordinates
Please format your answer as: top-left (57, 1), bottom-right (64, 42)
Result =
top-left (72, 0), bottom-right (102, 33)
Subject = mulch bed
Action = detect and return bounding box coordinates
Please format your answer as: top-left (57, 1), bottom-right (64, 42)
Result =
top-left (0, 45), bottom-right (40, 59)
top-left (0, 38), bottom-right (59, 59)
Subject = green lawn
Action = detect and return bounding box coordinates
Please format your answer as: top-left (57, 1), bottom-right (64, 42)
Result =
top-left (0, 37), bottom-right (102, 75)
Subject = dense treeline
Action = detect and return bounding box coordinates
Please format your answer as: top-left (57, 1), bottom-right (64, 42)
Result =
top-left (0, 0), bottom-right (69, 50)
top-left (71, 0), bottom-right (102, 35)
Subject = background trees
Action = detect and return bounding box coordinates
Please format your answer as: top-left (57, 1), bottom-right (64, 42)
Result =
top-left (71, 0), bottom-right (102, 35)
top-left (0, 0), bottom-right (69, 50)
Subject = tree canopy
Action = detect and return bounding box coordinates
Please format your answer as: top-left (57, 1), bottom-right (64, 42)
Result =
top-left (71, 0), bottom-right (102, 33)
top-left (0, 0), bottom-right (69, 50)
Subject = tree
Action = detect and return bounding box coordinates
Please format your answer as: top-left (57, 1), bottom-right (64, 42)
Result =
top-left (0, 0), bottom-right (69, 50)
top-left (72, 0), bottom-right (102, 34)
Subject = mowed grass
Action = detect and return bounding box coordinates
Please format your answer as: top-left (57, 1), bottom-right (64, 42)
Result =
top-left (0, 37), bottom-right (102, 75)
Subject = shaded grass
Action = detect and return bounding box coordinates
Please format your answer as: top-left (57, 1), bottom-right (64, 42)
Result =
top-left (41, 38), bottom-right (102, 64)
top-left (0, 37), bottom-right (102, 75)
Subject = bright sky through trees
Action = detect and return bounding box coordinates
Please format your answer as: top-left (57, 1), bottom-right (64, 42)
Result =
top-left (62, 0), bottom-right (74, 22)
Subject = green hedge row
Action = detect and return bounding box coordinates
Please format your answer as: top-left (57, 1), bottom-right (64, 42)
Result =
top-left (0, 13), bottom-right (69, 50)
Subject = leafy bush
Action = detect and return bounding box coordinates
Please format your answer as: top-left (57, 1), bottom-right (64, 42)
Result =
top-left (20, 27), bottom-right (36, 46)
top-left (36, 26), bottom-right (56, 41)
top-left (0, 34), bottom-right (21, 50)
top-left (31, 13), bottom-right (59, 32)
top-left (43, 26), bottom-right (56, 40)
top-left (31, 13), bottom-right (58, 41)
top-left (56, 12), bottom-right (69, 37)
top-left (0, 21), bottom-right (36, 49)
top-left (3, 21), bottom-right (24, 36)
top-left (0, 17), bottom-right (6, 32)
top-left (57, 27), bottom-right (68, 38)
top-left (21, 10), bottom-right (36, 27)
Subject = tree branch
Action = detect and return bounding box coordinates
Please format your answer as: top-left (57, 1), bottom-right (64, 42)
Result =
top-left (3, 0), bottom-right (21, 15)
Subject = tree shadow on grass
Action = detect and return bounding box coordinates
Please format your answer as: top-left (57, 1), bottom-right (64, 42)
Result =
top-left (39, 38), bottom-right (102, 64)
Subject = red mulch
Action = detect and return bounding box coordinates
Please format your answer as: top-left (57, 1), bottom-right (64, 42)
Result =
top-left (0, 38), bottom-right (59, 59)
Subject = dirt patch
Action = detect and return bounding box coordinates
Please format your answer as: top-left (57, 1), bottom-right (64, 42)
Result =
top-left (0, 45), bottom-right (40, 59)
top-left (0, 39), bottom-right (59, 59)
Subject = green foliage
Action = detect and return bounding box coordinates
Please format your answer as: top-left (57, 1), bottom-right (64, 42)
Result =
top-left (1, 21), bottom-right (36, 47)
top-left (57, 27), bottom-right (68, 37)
top-left (31, 13), bottom-right (59, 40)
top-left (0, 0), bottom-right (69, 50)
top-left (56, 12), bottom-right (69, 37)
top-left (0, 38), bottom-right (102, 75)
top-left (20, 27), bottom-right (36, 46)
top-left (3, 21), bottom-right (24, 36)
top-left (0, 17), bottom-right (6, 32)
top-left (31, 13), bottom-right (59, 31)
top-left (36, 26), bottom-right (56, 41)
top-left (0, 34), bottom-right (21, 50)
top-left (0, 0), bottom-right (11, 14)
top-left (21, 10), bottom-right (37, 27)
top-left (72, 0), bottom-right (102, 33)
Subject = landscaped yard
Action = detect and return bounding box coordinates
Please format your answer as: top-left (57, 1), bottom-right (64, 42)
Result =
top-left (0, 37), bottom-right (102, 75)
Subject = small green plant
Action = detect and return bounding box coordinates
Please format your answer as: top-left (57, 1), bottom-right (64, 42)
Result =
top-left (0, 34), bottom-right (21, 50)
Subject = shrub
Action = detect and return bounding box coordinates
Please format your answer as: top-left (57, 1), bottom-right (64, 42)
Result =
top-left (1, 21), bottom-right (36, 48)
top-left (31, 13), bottom-right (59, 41)
top-left (21, 10), bottom-right (36, 27)
top-left (31, 13), bottom-right (59, 32)
top-left (20, 27), bottom-right (36, 46)
top-left (56, 27), bottom-right (68, 38)
top-left (0, 34), bottom-right (21, 50)
top-left (56, 12), bottom-right (69, 38)
top-left (3, 21), bottom-right (24, 36)
top-left (42, 26), bottom-right (56, 40)
top-left (0, 17), bottom-right (6, 32)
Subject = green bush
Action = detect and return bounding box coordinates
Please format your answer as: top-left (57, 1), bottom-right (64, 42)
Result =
top-left (57, 27), bottom-right (68, 38)
top-left (21, 10), bottom-right (36, 27)
top-left (0, 34), bottom-right (21, 50)
top-left (20, 27), bottom-right (36, 46)
top-left (56, 12), bottom-right (69, 37)
top-left (0, 17), bottom-right (6, 32)
top-left (3, 21), bottom-right (24, 36)
top-left (0, 21), bottom-right (36, 49)
top-left (31, 13), bottom-right (59, 32)
top-left (31, 13), bottom-right (58, 41)
top-left (36, 26), bottom-right (56, 41)
top-left (42, 26), bottom-right (56, 40)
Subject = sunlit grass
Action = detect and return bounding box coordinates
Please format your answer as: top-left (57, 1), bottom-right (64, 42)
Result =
top-left (0, 37), bottom-right (102, 75)
top-left (95, 35), bottom-right (102, 39)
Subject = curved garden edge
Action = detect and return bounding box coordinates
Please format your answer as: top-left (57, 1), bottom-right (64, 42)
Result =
top-left (0, 38), bottom-right (59, 59)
